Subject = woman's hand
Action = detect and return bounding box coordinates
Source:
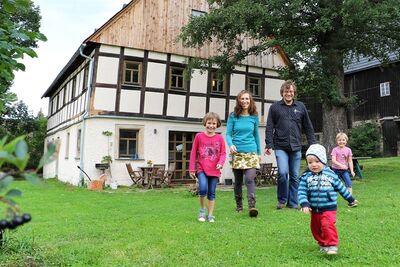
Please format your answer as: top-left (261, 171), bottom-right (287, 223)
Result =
top-left (230, 145), bottom-right (237, 154)
top-left (216, 164), bottom-right (223, 170)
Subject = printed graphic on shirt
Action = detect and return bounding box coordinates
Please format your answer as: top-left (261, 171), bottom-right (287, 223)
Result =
top-left (199, 142), bottom-right (221, 162)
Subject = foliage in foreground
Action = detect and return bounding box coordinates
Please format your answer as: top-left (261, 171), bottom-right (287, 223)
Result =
top-left (0, 157), bottom-right (399, 266)
top-left (0, 0), bottom-right (46, 112)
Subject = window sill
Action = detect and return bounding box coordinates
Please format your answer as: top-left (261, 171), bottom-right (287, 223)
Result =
top-left (115, 158), bottom-right (145, 161)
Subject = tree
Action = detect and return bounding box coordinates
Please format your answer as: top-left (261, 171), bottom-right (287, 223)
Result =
top-left (180, 0), bottom-right (400, 151)
top-left (0, 0), bottom-right (46, 112)
top-left (0, 101), bottom-right (46, 169)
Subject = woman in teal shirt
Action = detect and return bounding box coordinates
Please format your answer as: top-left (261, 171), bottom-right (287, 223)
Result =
top-left (226, 90), bottom-right (261, 217)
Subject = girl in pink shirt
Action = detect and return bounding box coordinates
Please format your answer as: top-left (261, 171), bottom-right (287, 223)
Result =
top-left (189, 112), bottom-right (226, 223)
top-left (331, 133), bottom-right (355, 193)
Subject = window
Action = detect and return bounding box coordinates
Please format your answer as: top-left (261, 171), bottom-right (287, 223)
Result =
top-left (65, 132), bottom-right (70, 159)
top-left (71, 77), bottom-right (76, 99)
top-left (82, 65), bottom-right (89, 90)
top-left (247, 76), bottom-right (261, 97)
top-left (191, 9), bottom-right (206, 17)
top-left (119, 129), bottom-right (138, 158)
top-left (76, 129), bottom-right (81, 158)
top-left (123, 61), bottom-right (141, 85)
top-left (211, 71), bottom-right (226, 94)
top-left (380, 81), bottom-right (390, 97)
top-left (170, 67), bottom-right (186, 90)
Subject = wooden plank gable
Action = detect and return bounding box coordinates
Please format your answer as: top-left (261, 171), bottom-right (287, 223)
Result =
top-left (85, 0), bottom-right (287, 69)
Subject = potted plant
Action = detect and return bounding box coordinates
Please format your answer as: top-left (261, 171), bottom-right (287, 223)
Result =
top-left (147, 160), bottom-right (153, 167)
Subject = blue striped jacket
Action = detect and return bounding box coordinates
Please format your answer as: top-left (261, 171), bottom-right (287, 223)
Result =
top-left (298, 166), bottom-right (355, 212)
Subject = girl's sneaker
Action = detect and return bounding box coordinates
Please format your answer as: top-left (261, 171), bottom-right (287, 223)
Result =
top-left (198, 208), bottom-right (206, 222)
top-left (208, 215), bottom-right (215, 223)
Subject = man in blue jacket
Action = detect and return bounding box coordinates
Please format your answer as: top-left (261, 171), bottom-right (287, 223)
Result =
top-left (264, 80), bottom-right (316, 209)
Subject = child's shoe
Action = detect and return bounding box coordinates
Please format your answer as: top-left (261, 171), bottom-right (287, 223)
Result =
top-left (326, 246), bottom-right (338, 255)
top-left (208, 215), bottom-right (215, 223)
top-left (198, 208), bottom-right (206, 222)
top-left (348, 200), bottom-right (359, 208)
top-left (319, 246), bottom-right (329, 252)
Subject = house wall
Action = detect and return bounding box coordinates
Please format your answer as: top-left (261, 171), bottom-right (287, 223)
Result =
top-left (344, 62), bottom-right (400, 156)
top-left (44, 43), bottom-right (285, 185)
top-left (87, 0), bottom-right (287, 69)
top-left (44, 116), bottom-right (274, 186)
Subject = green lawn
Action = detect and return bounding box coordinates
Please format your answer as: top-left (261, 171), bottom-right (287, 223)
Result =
top-left (1, 157), bottom-right (399, 266)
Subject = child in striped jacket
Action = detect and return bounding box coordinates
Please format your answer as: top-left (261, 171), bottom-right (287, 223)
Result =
top-left (298, 144), bottom-right (358, 255)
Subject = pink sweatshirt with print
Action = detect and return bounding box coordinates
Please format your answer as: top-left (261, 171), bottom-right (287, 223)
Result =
top-left (189, 132), bottom-right (226, 177)
top-left (331, 146), bottom-right (353, 170)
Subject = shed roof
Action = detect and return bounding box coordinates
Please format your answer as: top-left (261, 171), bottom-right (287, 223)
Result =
top-left (344, 52), bottom-right (399, 74)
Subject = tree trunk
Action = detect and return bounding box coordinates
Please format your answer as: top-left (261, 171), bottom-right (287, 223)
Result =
top-left (322, 103), bottom-right (348, 154)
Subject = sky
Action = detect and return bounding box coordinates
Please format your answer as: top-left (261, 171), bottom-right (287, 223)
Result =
top-left (10, 0), bottom-right (129, 115)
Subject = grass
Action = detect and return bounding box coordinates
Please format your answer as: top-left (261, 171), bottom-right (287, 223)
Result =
top-left (0, 157), bottom-right (399, 266)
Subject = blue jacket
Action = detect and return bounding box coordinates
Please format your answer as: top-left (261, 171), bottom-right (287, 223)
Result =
top-left (298, 166), bottom-right (355, 212)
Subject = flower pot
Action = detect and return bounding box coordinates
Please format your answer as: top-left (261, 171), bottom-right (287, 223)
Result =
top-left (87, 174), bottom-right (107, 191)
top-left (88, 180), bottom-right (104, 191)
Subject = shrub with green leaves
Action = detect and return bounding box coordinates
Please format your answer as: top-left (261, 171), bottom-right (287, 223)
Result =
top-left (0, 136), bottom-right (55, 239)
top-left (349, 122), bottom-right (381, 157)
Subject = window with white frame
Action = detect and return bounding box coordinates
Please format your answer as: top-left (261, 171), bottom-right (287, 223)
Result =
top-left (119, 129), bottom-right (139, 159)
top-left (65, 132), bottom-right (70, 159)
top-left (380, 81), bottom-right (390, 97)
top-left (123, 61), bottom-right (142, 85)
top-left (211, 71), bottom-right (226, 94)
top-left (76, 129), bottom-right (81, 158)
top-left (191, 9), bottom-right (206, 17)
top-left (247, 76), bottom-right (261, 97)
top-left (170, 67), bottom-right (186, 90)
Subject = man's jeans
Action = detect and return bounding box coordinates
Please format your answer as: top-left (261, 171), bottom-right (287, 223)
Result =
top-left (275, 149), bottom-right (302, 207)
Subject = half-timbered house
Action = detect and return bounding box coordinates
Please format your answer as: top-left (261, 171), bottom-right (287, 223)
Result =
top-left (42, 0), bottom-right (288, 186)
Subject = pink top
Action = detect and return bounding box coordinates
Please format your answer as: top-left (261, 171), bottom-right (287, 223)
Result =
top-left (189, 132), bottom-right (227, 177)
top-left (331, 146), bottom-right (353, 170)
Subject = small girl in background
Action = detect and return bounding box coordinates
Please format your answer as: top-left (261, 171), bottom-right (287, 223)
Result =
top-left (331, 133), bottom-right (355, 193)
top-left (189, 112), bottom-right (226, 223)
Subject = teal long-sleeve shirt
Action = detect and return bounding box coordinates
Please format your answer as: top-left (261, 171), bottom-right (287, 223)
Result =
top-left (225, 113), bottom-right (261, 155)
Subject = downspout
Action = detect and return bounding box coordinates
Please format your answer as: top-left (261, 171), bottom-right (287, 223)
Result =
top-left (78, 43), bottom-right (95, 186)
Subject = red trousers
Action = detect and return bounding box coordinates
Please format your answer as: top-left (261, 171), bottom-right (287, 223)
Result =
top-left (310, 210), bottom-right (338, 246)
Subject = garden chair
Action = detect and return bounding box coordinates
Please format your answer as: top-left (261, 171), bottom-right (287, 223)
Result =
top-left (160, 162), bottom-right (175, 187)
top-left (256, 163), bottom-right (277, 186)
top-left (152, 164), bottom-right (166, 187)
top-left (125, 163), bottom-right (144, 186)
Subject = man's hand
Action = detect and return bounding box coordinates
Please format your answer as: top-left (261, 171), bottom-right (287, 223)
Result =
top-left (264, 148), bottom-right (272, 156)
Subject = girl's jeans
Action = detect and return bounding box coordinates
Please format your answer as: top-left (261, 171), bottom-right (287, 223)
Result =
top-left (275, 149), bottom-right (302, 208)
top-left (332, 168), bottom-right (352, 188)
top-left (197, 172), bottom-right (218, 200)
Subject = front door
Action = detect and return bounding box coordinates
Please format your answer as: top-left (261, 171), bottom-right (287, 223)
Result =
top-left (168, 131), bottom-right (196, 182)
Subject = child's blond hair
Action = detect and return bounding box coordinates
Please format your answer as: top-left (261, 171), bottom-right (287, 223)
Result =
top-left (336, 132), bottom-right (349, 142)
top-left (202, 112), bottom-right (221, 127)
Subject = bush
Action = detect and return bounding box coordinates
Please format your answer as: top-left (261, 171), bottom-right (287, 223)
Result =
top-left (349, 122), bottom-right (381, 157)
